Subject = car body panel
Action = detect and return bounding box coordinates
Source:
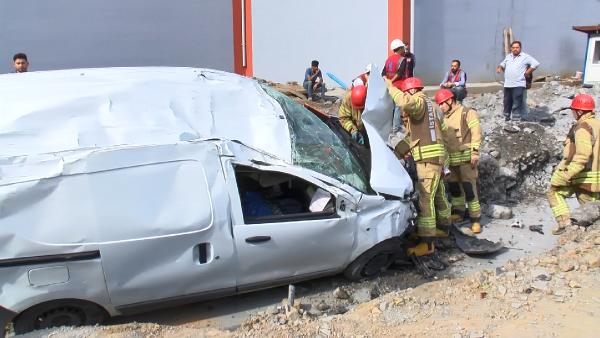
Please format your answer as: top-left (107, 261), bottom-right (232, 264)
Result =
top-left (0, 67), bottom-right (414, 324)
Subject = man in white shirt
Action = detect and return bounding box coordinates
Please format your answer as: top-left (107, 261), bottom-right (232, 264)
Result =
top-left (496, 41), bottom-right (539, 121)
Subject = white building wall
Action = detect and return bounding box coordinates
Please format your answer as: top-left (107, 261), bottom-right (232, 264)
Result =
top-left (413, 0), bottom-right (600, 84)
top-left (252, 0), bottom-right (388, 87)
top-left (0, 0), bottom-right (234, 73)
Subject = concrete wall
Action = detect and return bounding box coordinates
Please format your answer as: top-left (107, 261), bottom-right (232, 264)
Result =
top-left (413, 0), bottom-right (600, 84)
top-left (0, 0), bottom-right (233, 73)
top-left (251, 0), bottom-right (388, 86)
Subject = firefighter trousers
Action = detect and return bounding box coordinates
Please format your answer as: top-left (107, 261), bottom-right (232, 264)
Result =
top-left (416, 162), bottom-right (452, 237)
top-left (547, 185), bottom-right (600, 226)
top-left (447, 163), bottom-right (481, 219)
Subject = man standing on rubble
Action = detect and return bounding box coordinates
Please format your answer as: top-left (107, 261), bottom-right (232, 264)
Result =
top-left (386, 77), bottom-right (451, 256)
top-left (496, 41), bottom-right (539, 121)
top-left (303, 60), bottom-right (326, 101)
top-left (382, 39), bottom-right (415, 133)
top-left (338, 85), bottom-right (368, 146)
top-left (547, 94), bottom-right (600, 235)
top-left (435, 89), bottom-right (483, 234)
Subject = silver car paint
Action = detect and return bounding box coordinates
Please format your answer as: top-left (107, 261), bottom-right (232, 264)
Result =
top-left (0, 67), bottom-right (414, 322)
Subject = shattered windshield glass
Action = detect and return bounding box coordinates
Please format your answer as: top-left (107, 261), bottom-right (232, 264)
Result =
top-left (262, 85), bottom-right (368, 193)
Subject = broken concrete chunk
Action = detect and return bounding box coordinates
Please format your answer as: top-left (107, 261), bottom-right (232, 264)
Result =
top-left (333, 287), bottom-right (350, 300)
top-left (570, 201), bottom-right (600, 227)
top-left (585, 255), bottom-right (600, 269)
top-left (352, 288), bottom-right (372, 303)
top-left (487, 204), bottom-right (513, 219)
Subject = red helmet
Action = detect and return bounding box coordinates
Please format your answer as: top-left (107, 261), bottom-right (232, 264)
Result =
top-left (351, 85), bottom-right (367, 108)
top-left (570, 93), bottom-right (595, 111)
top-left (402, 77), bottom-right (424, 92)
top-left (435, 89), bottom-right (455, 105)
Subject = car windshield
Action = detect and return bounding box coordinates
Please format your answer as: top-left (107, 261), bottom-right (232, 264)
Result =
top-left (262, 85), bottom-right (369, 193)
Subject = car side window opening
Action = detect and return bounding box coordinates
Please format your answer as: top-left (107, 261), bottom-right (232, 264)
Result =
top-left (234, 165), bottom-right (337, 224)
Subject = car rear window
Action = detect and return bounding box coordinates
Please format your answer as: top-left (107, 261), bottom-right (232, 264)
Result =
top-left (262, 85), bottom-right (368, 193)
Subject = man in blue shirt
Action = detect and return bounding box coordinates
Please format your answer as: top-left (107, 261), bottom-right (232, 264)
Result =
top-left (303, 60), bottom-right (326, 101)
top-left (440, 59), bottom-right (467, 103)
top-left (496, 41), bottom-right (539, 121)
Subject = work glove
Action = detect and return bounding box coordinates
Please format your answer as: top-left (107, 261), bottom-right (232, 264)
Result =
top-left (351, 130), bottom-right (365, 145)
top-left (470, 153), bottom-right (479, 169)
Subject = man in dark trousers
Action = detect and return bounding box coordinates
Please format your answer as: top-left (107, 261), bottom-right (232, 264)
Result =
top-left (496, 41), bottom-right (539, 121)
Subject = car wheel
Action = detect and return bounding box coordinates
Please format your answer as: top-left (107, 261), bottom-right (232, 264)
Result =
top-left (343, 238), bottom-right (403, 281)
top-left (13, 299), bottom-right (107, 335)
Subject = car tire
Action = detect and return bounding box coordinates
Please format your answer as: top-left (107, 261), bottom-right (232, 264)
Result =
top-left (343, 238), bottom-right (403, 281)
top-left (13, 299), bottom-right (108, 335)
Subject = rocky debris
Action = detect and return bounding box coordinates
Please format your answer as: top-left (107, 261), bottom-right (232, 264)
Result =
top-left (463, 82), bottom-right (600, 203)
top-left (571, 201), bottom-right (600, 227)
top-left (227, 219), bottom-right (600, 337)
top-left (486, 204), bottom-right (513, 219)
top-left (333, 287), bottom-right (350, 300)
top-left (351, 288), bottom-right (372, 303)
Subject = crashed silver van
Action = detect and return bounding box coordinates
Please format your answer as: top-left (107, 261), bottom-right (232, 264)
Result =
top-left (0, 67), bottom-right (414, 334)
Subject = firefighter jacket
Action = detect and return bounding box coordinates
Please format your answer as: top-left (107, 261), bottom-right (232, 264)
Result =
top-left (338, 90), bottom-right (364, 134)
top-left (389, 87), bottom-right (446, 165)
top-left (551, 112), bottom-right (600, 192)
top-left (441, 104), bottom-right (482, 166)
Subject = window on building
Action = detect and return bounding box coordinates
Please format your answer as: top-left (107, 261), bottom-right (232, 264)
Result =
top-left (593, 40), bottom-right (600, 64)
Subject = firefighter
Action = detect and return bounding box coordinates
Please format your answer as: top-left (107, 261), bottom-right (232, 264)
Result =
top-left (435, 89), bottom-right (483, 234)
top-left (338, 85), bottom-right (368, 145)
top-left (547, 93), bottom-right (600, 235)
top-left (385, 77), bottom-right (452, 256)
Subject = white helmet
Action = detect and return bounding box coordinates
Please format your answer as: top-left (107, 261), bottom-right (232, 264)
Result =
top-left (365, 63), bottom-right (372, 73)
top-left (352, 78), bottom-right (365, 87)
top-left (390, 39), bottom-right (405, 51)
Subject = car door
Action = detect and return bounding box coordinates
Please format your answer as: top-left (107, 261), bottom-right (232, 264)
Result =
top-left (97, 146), bottom-right (237, 308)
top-left (223, 160), bottom-right (357, 290)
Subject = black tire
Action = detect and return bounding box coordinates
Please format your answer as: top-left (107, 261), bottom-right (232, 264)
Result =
top-left (13, 299), bottom-right (108, 335)
top-left (343, 238), bottom-right (404, 281)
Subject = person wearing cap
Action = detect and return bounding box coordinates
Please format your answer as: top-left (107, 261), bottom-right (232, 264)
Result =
top-left (435, 89), bottom-right (483, 234)
top-left (547, 93), bottom-right (600, 235)
top-left (351, 64), bottom-right (372, 88)
top-left (382, 39), bottom-right (415, 133)
top-left (386, 76), bottom-right (451, 257)
top-left (440, 60), bottom-right (467, 103)
top-left (303, 60), bottom-right (326, 101)
top-left (338, 85), bottom-right (368, 146)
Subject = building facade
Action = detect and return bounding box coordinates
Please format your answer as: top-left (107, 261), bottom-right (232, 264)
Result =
top-left (3, 0), bottom-right (600, 85)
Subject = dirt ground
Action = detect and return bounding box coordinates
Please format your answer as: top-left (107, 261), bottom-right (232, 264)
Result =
top-left (17, 219), bottom-right (600, 338)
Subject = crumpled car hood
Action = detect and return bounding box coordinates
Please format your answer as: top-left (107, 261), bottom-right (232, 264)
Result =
top-left (361, 65), bottom-right (413, 198)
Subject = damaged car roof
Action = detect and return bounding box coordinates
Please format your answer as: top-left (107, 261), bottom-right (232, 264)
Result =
top-left (0, 66), bottom-right (412, 197)
top-left (0, 67), bottom-right (292, 160)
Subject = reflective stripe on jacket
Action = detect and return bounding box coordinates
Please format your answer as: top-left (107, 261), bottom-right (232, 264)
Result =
top-left (389, 88), bottom-right (446, 164)
top-left (338, 90), bottom-right (363, 133)
top-left (441, 104), bottom-right (482, 166)
top-left (552, 113), bottom-right (600, 192)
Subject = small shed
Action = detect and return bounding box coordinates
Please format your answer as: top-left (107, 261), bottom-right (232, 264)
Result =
top-left (573, 25), bottom-right (600, 84)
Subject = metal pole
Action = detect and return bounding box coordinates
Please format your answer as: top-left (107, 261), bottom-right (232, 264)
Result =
top-left (287, 284), bottom-right (296, 310)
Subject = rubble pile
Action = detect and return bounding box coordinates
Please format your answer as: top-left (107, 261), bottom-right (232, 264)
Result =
top-left (236, 219), bottom-right (600, 337)
top-left (464, 82), bottom-right (600, 203)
